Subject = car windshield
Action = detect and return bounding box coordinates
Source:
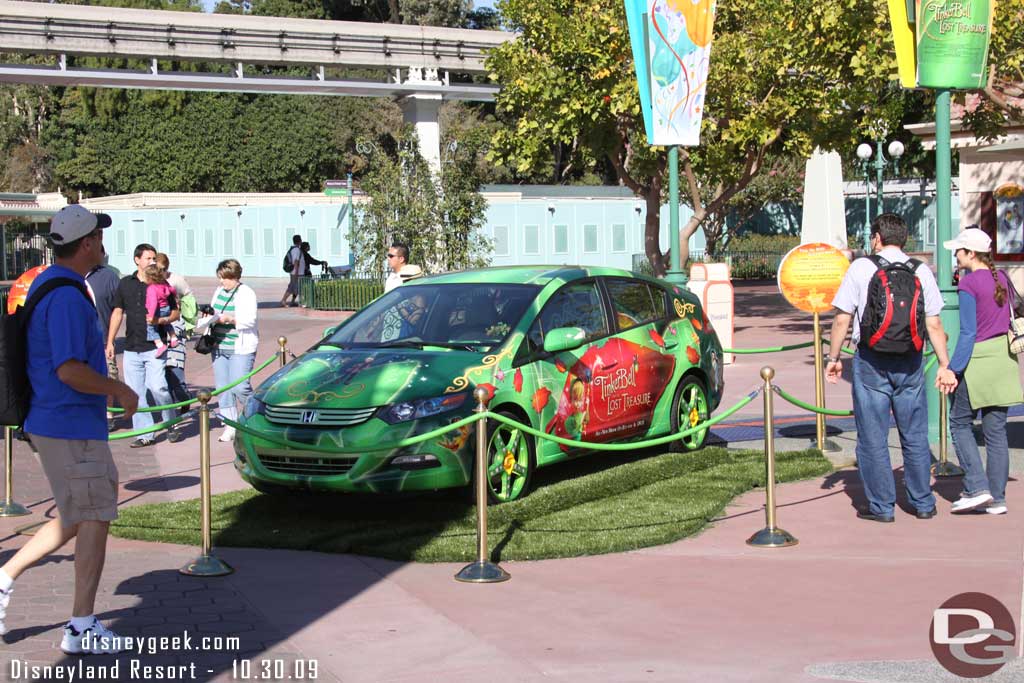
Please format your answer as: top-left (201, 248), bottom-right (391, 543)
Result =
top-left (322, 283), bottom-right (541, 350)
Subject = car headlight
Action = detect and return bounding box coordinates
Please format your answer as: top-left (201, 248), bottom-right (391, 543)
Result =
top-left (243, 396), bottom-right (266, 419)
top-left (378, 392), bottom-right (470, 424)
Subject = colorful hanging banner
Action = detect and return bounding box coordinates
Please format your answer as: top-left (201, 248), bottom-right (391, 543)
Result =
top-left (887, 0), bottom-right (917, 89)
top-left (624, 0), bottom-right (716, 146)
top-left (623, 0), bottom-right (655, 143)
top-left (915, 0), bottom-right (994, 89)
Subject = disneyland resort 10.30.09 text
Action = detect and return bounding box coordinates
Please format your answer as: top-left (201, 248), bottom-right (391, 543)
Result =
top-left (8, 630), bottom-right (320, 680)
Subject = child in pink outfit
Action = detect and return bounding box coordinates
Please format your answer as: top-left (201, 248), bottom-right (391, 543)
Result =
top-left (144, 264), bottom-right (178, 357)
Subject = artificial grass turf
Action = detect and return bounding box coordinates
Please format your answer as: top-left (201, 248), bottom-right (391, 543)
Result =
top-left (110, 447), bottom-right (830, 562)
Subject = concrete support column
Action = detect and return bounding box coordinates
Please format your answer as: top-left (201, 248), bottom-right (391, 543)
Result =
top-left (399, 88), bottom-right (443, 176)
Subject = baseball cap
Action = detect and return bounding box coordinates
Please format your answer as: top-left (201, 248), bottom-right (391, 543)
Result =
top-left (49, 205), bottom-right (112, 245)
top-left (943, 227), bottom-right (991, 253)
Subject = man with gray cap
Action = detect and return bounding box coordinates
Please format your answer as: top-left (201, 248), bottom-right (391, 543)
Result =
top-left (0, 205), bottom-right (138, 653)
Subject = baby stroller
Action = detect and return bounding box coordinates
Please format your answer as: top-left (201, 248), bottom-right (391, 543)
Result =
top-left (322, 265), bottom-right (353, 280)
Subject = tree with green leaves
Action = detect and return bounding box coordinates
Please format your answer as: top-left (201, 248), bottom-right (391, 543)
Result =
top-left (487, 0), bottom-right (920, 275)
top-left (350, 126), bottom-right (489, 275)
top-left (964, 0), bottom-right (1024, 132)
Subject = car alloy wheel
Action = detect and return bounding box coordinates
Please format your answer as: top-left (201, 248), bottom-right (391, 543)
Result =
top-left (671, 376), bottom-right (710, 452)
top-left (483, 411), bottom-right (535, 503)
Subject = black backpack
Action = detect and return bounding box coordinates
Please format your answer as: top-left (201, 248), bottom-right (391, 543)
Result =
top-left (0, 278), bottom-right (92, 426)
top-left (859, 255), bottom-right (926, 355)
top-left (282, 249), bottom-right (294, 273)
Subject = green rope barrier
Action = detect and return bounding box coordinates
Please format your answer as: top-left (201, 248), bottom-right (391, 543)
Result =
top-left (820, 337), bottom-right (935, 358)
top-left (221, 387), bottom-right (761, 455)
top-left (924, 355), bottom-right (938, 374)
top-left (772, 386), bottom-right (854, 417)
top-left (108, 354), bottom-right (278, 414)
top-left (108, 414), bottom-right (190, 440)
top-left (722, 341), bottom-right (816, 354)
top-left (211, 355), bottom-right (279, 397)
top-left (110, 396), bottom-right (195, 415)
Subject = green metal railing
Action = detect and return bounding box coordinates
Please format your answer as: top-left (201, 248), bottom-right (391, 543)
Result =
top-left (298, 276), bottom-right (384, 311)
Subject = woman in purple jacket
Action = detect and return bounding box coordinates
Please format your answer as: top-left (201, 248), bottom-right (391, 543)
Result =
top-left (940, 227), bottom-right (1022, 515)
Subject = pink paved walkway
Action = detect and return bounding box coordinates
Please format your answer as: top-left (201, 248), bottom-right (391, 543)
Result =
top-left (0, 278), bottom-right (1021, 682)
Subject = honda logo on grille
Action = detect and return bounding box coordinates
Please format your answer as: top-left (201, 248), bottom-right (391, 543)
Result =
top-left (300, 410), bottom-right (318, 424)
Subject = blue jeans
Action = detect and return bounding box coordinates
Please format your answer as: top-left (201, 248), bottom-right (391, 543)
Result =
top-left (948, 379), bottom-right (1008, 505)
top-left (212, 349), bottom-right (255, 422)
top-left (852, 349), bottom-right (935, 515)
top-left (146, 304), bottom-right (171, 342)
top-left (123, 349), bottom-right (176, 433)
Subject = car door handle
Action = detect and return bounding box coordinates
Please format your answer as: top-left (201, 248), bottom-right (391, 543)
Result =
top-left (664, 338), bottom-right (678, 349)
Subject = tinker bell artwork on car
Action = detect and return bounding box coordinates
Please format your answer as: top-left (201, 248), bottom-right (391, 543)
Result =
top-left (235, 266), bottom-right (724, 503)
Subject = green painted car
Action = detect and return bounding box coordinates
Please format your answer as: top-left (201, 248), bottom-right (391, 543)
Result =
top-left (235, 266), bottom-right (724, 502)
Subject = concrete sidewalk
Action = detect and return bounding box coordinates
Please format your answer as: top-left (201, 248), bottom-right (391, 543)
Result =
top-left (1, 279), bottom-right (1022, 682)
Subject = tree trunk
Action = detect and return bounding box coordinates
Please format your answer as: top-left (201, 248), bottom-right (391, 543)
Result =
top-left (643, 176), bottom-right (665, 277)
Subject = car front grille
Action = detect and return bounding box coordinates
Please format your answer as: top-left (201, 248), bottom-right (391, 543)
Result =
top-left (264, 405), bottom-right (377, 427)
top-left (259, 453), bottom-right (358, 477)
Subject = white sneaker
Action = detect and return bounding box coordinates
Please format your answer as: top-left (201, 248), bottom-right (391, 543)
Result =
top-left (951, 492), bottom-right (994, 513)
top-left (986, 504), bottom-right (1008, 515)
top-left (0, 586), bottom-right (11, 636)
top-left (218, 426), bottom-right (236, 443)
top-left (61, 617), bottom-right (129, 655)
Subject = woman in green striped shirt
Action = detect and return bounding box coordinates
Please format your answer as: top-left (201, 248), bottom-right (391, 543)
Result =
top-left (210, 259), bottom-right (260, 442)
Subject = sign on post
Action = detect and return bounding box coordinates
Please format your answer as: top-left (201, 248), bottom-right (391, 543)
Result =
top-left (914, 0), bottom-right (994, 89)
top-left (324, 179), bottom-right (351, 197)
top-left (777, 243), bottom-right (850, 314)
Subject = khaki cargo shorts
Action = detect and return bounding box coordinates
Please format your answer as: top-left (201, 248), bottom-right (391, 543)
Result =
top-left (28, 434), bottom-right (119, 526)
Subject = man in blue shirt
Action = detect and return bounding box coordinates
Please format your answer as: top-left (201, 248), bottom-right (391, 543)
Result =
top-left (0, 205), bottom-right (138, 655)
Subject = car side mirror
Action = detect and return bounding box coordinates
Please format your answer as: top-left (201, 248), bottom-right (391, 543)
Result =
top-left (322, 326), bottom-right (336, 339)
top-left (543, 326), bottom-right (587, 353)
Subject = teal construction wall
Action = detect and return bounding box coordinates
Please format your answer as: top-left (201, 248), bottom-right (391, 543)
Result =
top-left (98, 185), bottom-right (958, 278)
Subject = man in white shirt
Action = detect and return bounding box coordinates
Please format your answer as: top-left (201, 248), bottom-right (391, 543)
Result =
top-left (384, 243), bottom-right (410, 293)
top-left (279, 235), bottom-right (305, 307)
top-left (825, 213), bottom-right (955, 523)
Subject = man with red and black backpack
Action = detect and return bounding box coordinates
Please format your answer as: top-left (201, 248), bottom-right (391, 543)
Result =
top-left (825, 213), bottom-right (957, 523)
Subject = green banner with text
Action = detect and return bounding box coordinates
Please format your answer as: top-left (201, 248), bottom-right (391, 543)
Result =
top-left (915, 0), bottom-right (994, 89)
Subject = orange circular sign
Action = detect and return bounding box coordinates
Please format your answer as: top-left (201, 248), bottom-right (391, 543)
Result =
top-left (6, 265), bottom-right (49, 315)
top-left (777, 243), bottom-right (850, 314)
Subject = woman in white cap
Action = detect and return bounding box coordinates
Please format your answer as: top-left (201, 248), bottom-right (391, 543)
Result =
top-left (940, 226), bottom-right (1023, 515)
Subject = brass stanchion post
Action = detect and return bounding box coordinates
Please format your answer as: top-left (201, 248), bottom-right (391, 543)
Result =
top-left (0, 426), bottom-right (30, 517)
top-left (932, 384), bottom-right (964, 478)
top-left (180, 391), bottom-right (233, 577)
top-left (278, 336), bottom-right (288, 368)
top-left (747, 367), bottom-right (798, 548)
top-left (454, 387), bottom-right (510, 583)
top-left (812, 315), bottom-right (840, 452)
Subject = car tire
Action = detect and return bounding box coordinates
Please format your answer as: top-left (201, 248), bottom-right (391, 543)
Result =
top-left (472, 410), bottom-right (536, 504)
top-left (670, 375), bottom-right (710, 452)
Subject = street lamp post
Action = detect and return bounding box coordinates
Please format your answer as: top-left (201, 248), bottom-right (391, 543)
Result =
top-left (855, 139), bottom-right (905, 250)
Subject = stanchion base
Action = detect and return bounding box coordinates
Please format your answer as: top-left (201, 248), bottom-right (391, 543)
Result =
top-left (746, 527), bottom-right (798, 548)
top-left (15, 520), bottom-right (46, 535)
top-left (0, 500), bottom-right (30, 517)
top-left (454, 560), bottom-right (511, 583)
top-left (932, 462), bottom-right (965, 478)
top-left (811, 438), bottom-right (843, 453)
top-left (179, 554), bottom-right (234, 577)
